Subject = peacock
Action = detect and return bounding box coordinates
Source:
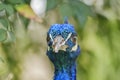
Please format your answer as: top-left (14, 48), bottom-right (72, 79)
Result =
top-left (46, 19), bottom-right (80, 80)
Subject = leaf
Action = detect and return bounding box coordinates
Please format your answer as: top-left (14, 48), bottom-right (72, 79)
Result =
top-left (15, 4), bottom-right (43, 23)
top-left (0, 18), bottom-right (9, 29)
top-left (0, 3), bottom-right (5, 11)
top-left (19, 15), bottom-right (30, 28)
top-left (77, 14), bottom-right (87, 27)
top-left (59, 3), bottom-right (73, 18)
top-left (70, 0), bottom-right (94, 27)
top-left (47, 0), bottom-right (60, 11)
top-left (5, 4), bottom-right (15, 16)
top-left (8, 31), bottom-right (16, 42)
top-left (3, 31), bottom-right (16, 43)
top-left (47, 0), bottom-right (94, 27)
top-left (70, 0), bottom-right (93, 16)
top-left (0, 3), bottom-right (6, 17)
top-left (24, 0), bottom-right (31, 4)
top-left (0, 10), bottom-right (6, 17)
top-left (0, 57), bottom-right (4, 63)
top-left (0, 29), bottom-right (7, 42)
top-left (5, 0), bottom-right (24, 4)
top-left (0, 3), bottom-right (15, 16)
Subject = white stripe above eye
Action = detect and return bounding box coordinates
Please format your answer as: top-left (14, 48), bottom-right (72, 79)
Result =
top-left (65, 33), bottom-right (72, 42)
top-left (49, 34), bottom-right (54, 42)
top-left (61, 33), bottom-right (72, 45)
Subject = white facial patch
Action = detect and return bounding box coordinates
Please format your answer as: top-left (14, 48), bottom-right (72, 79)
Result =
top-left (50, 33), bottom-right (72, 53)
top-left (53, 35), bottom-right (64, 53)
top-left (71, 36), bottom-right (78, 51)
top-left (71, 43), bottom-right (78, 51)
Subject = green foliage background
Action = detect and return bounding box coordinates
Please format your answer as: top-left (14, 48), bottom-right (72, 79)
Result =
top-left (0, 0), bottom-right (120, 80)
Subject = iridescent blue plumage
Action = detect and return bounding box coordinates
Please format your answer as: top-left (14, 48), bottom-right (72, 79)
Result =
top-left (48, 24), bottom-right (76, 39)
top-left (46, 19), bottom-right (80, 80)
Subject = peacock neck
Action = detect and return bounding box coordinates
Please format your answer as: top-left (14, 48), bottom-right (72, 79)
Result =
top-left (51, 50), bottom-right (78, 80)
top-left (47, 46), bottom-right (80, 80)
top-left (54, 63), bottom-right (76, 80)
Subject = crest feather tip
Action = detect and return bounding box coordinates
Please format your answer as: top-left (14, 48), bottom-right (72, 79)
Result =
top-left (64, 16), bottom-right (68, 24)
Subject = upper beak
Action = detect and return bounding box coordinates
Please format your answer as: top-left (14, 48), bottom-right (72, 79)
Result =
top-left (52, 36), bottom-right (65, 53)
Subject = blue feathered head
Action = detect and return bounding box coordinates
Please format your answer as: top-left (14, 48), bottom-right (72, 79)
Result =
top-left (47, 20), bottom-right (78, 53)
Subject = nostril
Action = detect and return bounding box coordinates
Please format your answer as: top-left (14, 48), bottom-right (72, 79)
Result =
top-left (60, 39), bottom-right (64, 44)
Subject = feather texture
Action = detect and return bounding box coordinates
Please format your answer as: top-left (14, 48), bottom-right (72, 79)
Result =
top-left (46, 20), bottom-right (80, 80)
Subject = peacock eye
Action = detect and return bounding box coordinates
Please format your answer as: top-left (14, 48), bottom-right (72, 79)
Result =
top-left (46, 34), bottom-right (50, 42)
top-left (71, 36), bottom-right (77, 44)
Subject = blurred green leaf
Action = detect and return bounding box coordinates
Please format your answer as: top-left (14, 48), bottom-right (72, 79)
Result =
top-left (0, 10), bottom-right (6, 17)
top-left (20, 15), bottom-right (30, 29)
top-left (8, 31), bottom-right (16, 42)
top-left (0, 3), bottom-right (15, 16)
top-left (15, 4), bottom-right (43, 22)
top-left (59, 3), bottom-right (73, 18)
top-left (47, 0), bottom-right (60, 11)
top-left (5, 4), bottom-right (15, 16)
top-left (24, 0), bottom-right (31, 4)
top-left (3, 31), bottom-right (16, 43)
top-left (0, 18), bottom-right (9, 29)
top-left (5, 0), bottom-right (24, 4)
top-left (0, 3), bottom-right (5, 11)
top-left (0, 29), bottom-right (7, 42)
top-left (76, 14), bottom-right (87, 27)
top-left (70, 0), bottom-right (94, 27)
top-left (0, 3), bottom-right (6, 17)
top-left (0, 57), bottom-right (4, 63)
top-left (47, 0), bottom-right (94, 27)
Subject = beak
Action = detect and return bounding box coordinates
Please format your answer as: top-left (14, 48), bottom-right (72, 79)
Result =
top-left (50, 33), bottom-right (72, 53)
top-left (52, 36), bottom-right (65, 53)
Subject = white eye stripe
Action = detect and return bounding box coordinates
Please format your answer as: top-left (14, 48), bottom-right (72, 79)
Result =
top-left (47, 46), bottom-right (50, 51)
top-left (65, 33), bottom-right (72, 42)
top-left (49, 34), bottom-right (54, 42)
top-left (49, 33), bottom-right (72, 45)
top-left (61, 33), bottom-right (72, 45)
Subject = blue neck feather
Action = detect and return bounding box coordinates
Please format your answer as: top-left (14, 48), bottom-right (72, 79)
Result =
top-left (47, 46), bottom-right (80, 80)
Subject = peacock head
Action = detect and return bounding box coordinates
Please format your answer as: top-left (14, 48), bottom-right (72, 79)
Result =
top-left (47, 21), bottom-right (78, 53)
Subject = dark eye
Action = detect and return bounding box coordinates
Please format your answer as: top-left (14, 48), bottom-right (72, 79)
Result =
top-left (71, 35), bottom-right (77, 44)
top-left (46, 34), bottom-right (50, 42)
top-left (71, 37), bottom-right (77, 43)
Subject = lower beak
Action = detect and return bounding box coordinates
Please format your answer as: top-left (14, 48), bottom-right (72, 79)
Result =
top-left (53, 43), bottom-right (62, 53)
top-left (53, 43), bottom-right (68, 53)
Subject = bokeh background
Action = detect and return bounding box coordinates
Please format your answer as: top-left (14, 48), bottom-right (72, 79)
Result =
top-left (0, 0), bottom-right (120, 80)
